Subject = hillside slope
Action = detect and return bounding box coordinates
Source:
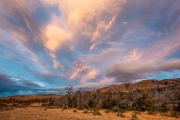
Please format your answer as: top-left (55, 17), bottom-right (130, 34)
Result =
top-left (96, 78), bottom-right (180, 93)
top-left (0, 78), bottom-right (180, 100)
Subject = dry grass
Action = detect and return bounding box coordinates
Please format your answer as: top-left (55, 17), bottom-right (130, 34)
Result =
top-left (0, 107), bottom-right (179, 120)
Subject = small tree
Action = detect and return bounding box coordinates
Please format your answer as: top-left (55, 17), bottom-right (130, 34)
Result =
top-left (64, 86), bottom-right (74, 109)
top-left (65, 86), bottom-right (74, 94)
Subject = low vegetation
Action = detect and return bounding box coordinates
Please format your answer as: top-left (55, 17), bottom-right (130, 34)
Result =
top-left (0, 79), bottom-right (180, 119)
top-left (117, 111), bottom-right (125, 117)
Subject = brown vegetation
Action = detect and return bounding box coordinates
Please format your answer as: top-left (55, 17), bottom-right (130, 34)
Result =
top-left (0, 78), bottom-right (180, 119)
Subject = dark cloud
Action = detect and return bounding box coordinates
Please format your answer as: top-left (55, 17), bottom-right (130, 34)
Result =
top-left (106, 59), bottom-right (180, 83)
top-left (19, 79), bottom-right (42, 88)
top-left (0, 73), bottom-right (45, 96)
top-left (0, 73), bottom-right (21, 92)
top-left (0, 72), bottom-right (73, 97)
top-left (159, 60), bottom-right (180, 71)
top-left (106, 61), bottom-right (152, 82)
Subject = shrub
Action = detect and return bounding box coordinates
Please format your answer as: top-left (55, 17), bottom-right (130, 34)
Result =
top-left (111, 106), bottom-right (121, 112)
top-left (41, 102), bottom-right (49, 106)
top-left (73, 109), bottom-right (77, 112)
top-left (160, 111), bottom-right (169, 116)
top-left (0, 103), bottom-right (7, 107)
top-left (4, 107), bottom-right (14, 111)
top-left (92, 108), bottom-right (101, 116)
top-left (117, 111), bottom-right (125, 117)
top-left (77, 106), bottom-right (83, 110)
top-left (168, 110), bottom-right (179, 118)
top-left (148, 109), bottom-right (158, 115)
top-left (62, 105), bottom-right (66, 109)
top-left (131, 111), bottom-right (139, 120)
top-left (47, 106), bottom-right (58, 109)
top-left (24, 102), bottom-right (31, 106)
top-left (83, 109), bottom-right (88, 113)
top-left (105, 109), bottom-right (110, 113)
top-left (12, 103), bottom-right (19, 107)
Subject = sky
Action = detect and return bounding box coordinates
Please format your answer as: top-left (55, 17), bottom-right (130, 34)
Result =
top-left (0, 0), bottom-right (180, 97)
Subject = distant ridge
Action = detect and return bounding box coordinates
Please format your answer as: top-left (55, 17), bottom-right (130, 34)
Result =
top-left (95, 78), bottom-right (180, 93)
top-left (1, 78), bottom-right (180, 99)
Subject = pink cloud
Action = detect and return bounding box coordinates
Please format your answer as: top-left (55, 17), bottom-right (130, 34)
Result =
top-left (123, 49), bottom-right (142, 61)
top-left (45, 24), bottom-right (73, 51)
top-left (142, 25), bottom-right (180, 62)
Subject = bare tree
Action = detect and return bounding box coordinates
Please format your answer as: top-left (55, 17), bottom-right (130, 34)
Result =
top-left (65, 86), bottom-right (74, 94)
top-left (64, 86), bottom-right (74, 109)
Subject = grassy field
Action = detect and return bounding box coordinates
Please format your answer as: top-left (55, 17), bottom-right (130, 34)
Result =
top-left (0, 106), bottom-right (179, 120)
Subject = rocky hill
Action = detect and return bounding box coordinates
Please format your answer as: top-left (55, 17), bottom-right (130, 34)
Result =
top-left (96, 78), bottom-right (180, 93)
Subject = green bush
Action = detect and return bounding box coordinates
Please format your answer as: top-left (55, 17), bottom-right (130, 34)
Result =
top-left (111, 106), bottom-right (121, 112)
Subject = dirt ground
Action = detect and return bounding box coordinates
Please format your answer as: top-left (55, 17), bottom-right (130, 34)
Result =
top-left (0, 107), bottom-right (179, 120)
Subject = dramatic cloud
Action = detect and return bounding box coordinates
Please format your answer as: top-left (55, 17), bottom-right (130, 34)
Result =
top-left (106, 59), bottom-right (180, 83)
top-left (0, 0), bottom-right (180, 96)
top-left (0, 73), bottom-right (44, 96)
top-left (84, 48), bottom-right (121, 64)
